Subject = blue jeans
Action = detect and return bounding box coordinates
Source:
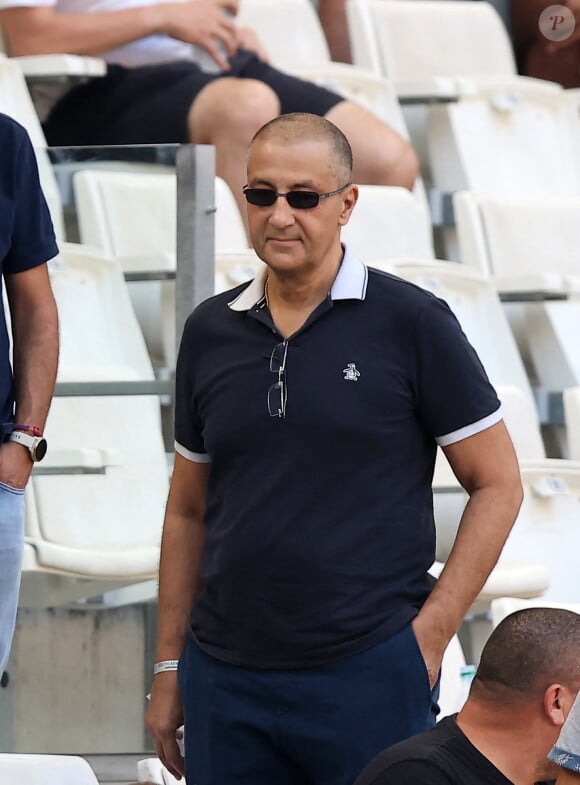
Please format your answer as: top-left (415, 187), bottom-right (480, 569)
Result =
top-left (0, 482), bottom-right (25, 673)
top-left (178, 623), bottom-right (440, 785)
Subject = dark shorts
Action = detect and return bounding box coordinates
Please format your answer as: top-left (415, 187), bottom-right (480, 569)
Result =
top-left (177, 622), bottom-right (440, 785)
top-left (43, 49), bottom-right (344, 146)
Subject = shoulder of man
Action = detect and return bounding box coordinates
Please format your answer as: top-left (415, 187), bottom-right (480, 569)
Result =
top-left (356, 757), bottom-right (456, 785)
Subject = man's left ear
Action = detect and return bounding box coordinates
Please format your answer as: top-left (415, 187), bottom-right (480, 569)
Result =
top-left (544, 684), bottom-right (574, 727)
top-left (339, 184), bottom-right (359, 226)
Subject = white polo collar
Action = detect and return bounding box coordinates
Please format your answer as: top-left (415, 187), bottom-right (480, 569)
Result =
top-left (228, 245), bottom-right (368, 312)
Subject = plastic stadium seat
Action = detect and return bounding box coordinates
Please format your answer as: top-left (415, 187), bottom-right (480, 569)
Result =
top-left (525, 299), bottom-right (580, 391)
top-left (342, 186), bottom-right (434, 261)
top-left (236, 0), bottom-right (331, 67)
top-left (236, 0), bottom-right (430, 211)
top-left (347, 0), bottom-right (515, 86)
top-left (73, 169), bottom-right (250, 367)
top-left (428, 80), bottom-right (580, 201)
top-left (20, 244), bottom-right (167, 608)
top-left (454, 192), bottom-right (580, 446)
top-left (435, 459), bottom-right (580, 606)
top-left (74, 169), bottom-right (248, 258)
top-left (385, 260), bottom-right (534, 404)
top-left (495, 461), bottom-right (580, 603)
top-left (564, 388), bottom-right (580, 461)
top-left (454, 192), bottom-right (580, 294)
top-left (0, 754), bottom-right (99, 784)
top-left (0, 55), bottom-right (64, 239)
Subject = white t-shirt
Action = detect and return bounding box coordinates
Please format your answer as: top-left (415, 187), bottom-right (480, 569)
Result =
top-left (0, 0), bottom-right (197, 66)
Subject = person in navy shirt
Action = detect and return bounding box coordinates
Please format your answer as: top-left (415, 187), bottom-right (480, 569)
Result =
top-left (146, 112), bottom-right (524, 785)
top-left (0, 113), bottom-right (59, 674)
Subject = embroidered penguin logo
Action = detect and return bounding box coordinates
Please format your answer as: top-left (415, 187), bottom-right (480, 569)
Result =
top-left (343, 363), bottom-right (360, 381)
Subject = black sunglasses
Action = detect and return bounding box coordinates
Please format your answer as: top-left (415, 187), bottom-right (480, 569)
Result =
top-left (243, 182), bottom-right (351, 210)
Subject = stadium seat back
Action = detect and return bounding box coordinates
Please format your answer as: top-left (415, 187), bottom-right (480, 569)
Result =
top-left (0, 754), bottom-right (99, 784)
top-left (23, 245), bottom-right (166, 599)
top-left (347, 0), bottom-right (515, 80)
top-left (564, 388), bottom-right (580, 461)
top-left (342, 186), bottom-right (434, 261)
top-left (495, 460), bottom-right (580, 603)
top-left (73, 169), bottom-right (249, 366)
top-left (237, 0), bottom-right (331, 67)
top-left (384, 260), bottom-right (534, 404)
top-left (455, 192), bottom-right (580, 289)
top-left (428, 83), bottom-right (580, 197)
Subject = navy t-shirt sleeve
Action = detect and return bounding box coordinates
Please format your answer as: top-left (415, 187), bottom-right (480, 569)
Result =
top-left (355, 759), bottom-right (453, 785)
top-left (4, 119), bottom-right (58, 274)
top-left (412, 295), bottom-right (501, 445)
top-left (174, 312), bottom-right (209, 462)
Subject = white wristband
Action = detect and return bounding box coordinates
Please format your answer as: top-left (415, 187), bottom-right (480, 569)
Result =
top-left (153, 659), bottom-right (179, 676)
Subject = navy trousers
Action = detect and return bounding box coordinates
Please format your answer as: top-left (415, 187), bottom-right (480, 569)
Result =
top-left (178, 623), bottom-right (440, 785)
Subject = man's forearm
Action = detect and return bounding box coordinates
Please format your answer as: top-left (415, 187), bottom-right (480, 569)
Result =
top-left (12, 298), bottom-right (58, 429)
top-left (416, 483), bottom-right (522, 650)
top-left (1, 5), bottom-right (166, 57)
top-left (155, 510), bottom-right (205, 662)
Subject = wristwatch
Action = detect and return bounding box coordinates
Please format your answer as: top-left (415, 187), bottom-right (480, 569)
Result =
top-left (8, 429), bottom-right (48, 462)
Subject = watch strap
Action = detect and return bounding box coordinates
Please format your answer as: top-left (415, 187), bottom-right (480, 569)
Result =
top-left (13, 424), bottom-right (43, 437)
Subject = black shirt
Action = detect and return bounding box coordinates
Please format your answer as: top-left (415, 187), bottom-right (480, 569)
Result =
top-left (353, 716), bottom-right (514, 785)
top-left (175, 249), bottom-right (501, 668)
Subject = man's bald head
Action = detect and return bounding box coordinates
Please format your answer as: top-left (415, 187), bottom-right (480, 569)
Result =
top-left (471, 608), bottom-right (580, 706)
top-left (248, 112), bottom-right (353, 186)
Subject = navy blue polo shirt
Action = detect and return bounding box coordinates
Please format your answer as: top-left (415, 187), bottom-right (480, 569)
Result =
top-left (0, 113), bottom-right (58, 426)
top-left (175, 246), bottom-right (502, 668)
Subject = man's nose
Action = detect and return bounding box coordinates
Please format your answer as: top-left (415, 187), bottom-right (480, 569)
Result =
top-left (269, 194), bottom-right (295, 226)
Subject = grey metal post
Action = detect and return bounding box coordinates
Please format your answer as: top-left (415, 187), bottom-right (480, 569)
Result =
top-left (175, 144), bottom-right (216, 348)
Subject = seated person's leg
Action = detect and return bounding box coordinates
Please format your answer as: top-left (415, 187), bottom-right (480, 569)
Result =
top-left (325, 101), bottom-right (419, 191)
top-left (187, 77), bottom-right (280, 212)
top-left (236, 53), bottom-right (419, 190)
top-left (317, 0), bottom-right (352, 63)
top-left (43, 60), bottom-right (280, 215)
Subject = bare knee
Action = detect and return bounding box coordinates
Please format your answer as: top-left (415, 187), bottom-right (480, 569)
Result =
top-left (326, 101), bottom-right (420, 190)
top-left (188, 78), bottom-right (280, 144)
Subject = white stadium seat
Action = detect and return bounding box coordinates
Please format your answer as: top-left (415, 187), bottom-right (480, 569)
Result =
top-left (20, 244), bottom-right (167, 608)
top-left (236, 0), bottom-right (331, 67)
top-left (385, 260), bottom-right (534, 404)
top-left (73, 168), bottom-right (250, 367)
top-left (347, 0), bottom-right (516, 85)
top-left (342, 186), bottom-right (434, 261)
top-left (494, 460), bottom-right (580, 604)
top-left (0, 754), bottom-right (99, 784)
top-left (429, 81), bottom-right (580, 200)
top-left (564, 387), bottom-right (580, 461)
top-left (0, 55), bottom-right (65, 240)
top-left (454, 192), bottom-right (580, 294)
top-left (233, 0), bottom-right (430, 209)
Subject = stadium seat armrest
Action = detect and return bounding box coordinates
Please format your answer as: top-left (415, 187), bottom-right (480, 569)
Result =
top-left (33, 447), bottom-right (123, 474)
top-left (14, 54), bottom-right (106, 80)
